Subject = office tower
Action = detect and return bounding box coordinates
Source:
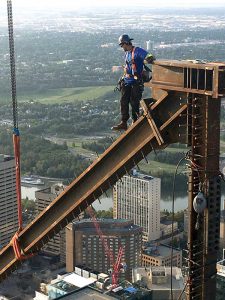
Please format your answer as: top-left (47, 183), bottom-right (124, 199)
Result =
top-left (0, 154), bottom-right (18, 249)
top-left (113, 171), bottom-right (161, 242)
top-left (66, 219), bottom-right (142, 281)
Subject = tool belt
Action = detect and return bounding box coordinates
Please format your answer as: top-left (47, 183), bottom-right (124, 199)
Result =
top-left (114, 76), bottom-right (143, 92)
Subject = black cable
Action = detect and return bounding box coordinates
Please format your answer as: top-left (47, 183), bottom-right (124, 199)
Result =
top-left (7, 0), bottom-right (18, 131)
top-left (177, 279), bottom-right (188, 300)
top-left (170, 156), bottom-right (186, 300)
top-left (170, 153), bottom-right (203, 300)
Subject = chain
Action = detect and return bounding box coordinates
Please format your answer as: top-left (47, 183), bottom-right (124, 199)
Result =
top-left (7, 0), bottom-right (18, 130)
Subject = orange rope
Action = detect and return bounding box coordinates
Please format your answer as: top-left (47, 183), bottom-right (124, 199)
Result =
top-left (11, 134), bottom-right (36, 261)
top-left (13, 133), bottom-right (22, 231)
top-left (11, 232), bottom-right (35, 261)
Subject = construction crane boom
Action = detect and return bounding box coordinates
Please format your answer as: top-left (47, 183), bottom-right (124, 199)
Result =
top-left (112, 246), bottom-right (124, 287)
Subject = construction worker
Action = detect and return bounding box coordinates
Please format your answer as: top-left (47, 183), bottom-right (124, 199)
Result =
top-left (112, 34), bottom-right (155, 131)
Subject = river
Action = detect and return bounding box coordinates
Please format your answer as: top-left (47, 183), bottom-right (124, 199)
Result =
top-left (22, 183), bottom-right (225, 212)
top-left (22, 184), bottom-right (190, 212)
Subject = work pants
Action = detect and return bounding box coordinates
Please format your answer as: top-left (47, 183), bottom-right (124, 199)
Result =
top-left (120, 82), bottom-right (143, 122)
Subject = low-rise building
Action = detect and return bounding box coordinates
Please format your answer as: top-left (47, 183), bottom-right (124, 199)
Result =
top-left (142, 244), bottom-right (182, 268)
top-left (33, 270), bottom-right (151, 300)
top-left (216, 259), bottom-right (225, 300)
top-left (220, 204), bottom-right (225, 251)
top-left (160, 220), bottom-right (178, 237)
top-left (133, 266), bottom-right (185, 300)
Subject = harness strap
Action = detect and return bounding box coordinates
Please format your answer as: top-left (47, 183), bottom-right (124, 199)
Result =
top-left (131, 47), bottom-right (137, 75)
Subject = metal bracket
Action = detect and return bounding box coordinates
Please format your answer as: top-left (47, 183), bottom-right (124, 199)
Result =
top-left (140, 99), bottom-right (164, 145)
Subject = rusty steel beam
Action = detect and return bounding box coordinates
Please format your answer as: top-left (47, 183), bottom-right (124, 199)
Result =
top-left (148, 59), bottom-right (225, 98)
top-left (187, 95), bottom-right (221, 300)
top-left (0, 92), bottom-right (187, 280)
top-left (149, 60), bottom-right (225, 300)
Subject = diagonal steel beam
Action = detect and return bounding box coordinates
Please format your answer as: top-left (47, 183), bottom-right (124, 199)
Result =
top-left (0, 96), bottom-right (187, 280)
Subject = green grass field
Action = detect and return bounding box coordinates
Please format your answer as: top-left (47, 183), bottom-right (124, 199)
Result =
top-left (220, 140), bottom-right (225, 152)
top-left (48, 135), bottom-right (180, 172)
top-left (0, 86), bottom-right (115, 105)
top-left (139, 160), bottom-right (177, 174)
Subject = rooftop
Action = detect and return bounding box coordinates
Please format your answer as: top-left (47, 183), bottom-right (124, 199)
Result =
top-left (0, 154), bottom-right (14, 163)
top-left (70, 219), bottom-right (142, 233)
top-left (34, 271), bottom-right (150, 300)
top-left (143, 244), bottom-right (181, 258)
top-left (133, 267), bottom-right (184, 291)
top-left (52, 287), bottom-right (115, 299)
top-left (217, 259), bottom-right (225, 277)
top-left (129, 169), bottom-right (156, 181)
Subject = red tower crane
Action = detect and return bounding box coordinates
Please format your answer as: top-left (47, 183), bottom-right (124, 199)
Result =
top-left (111, 245), bottom-right (124, 287)
top-left (86, 206), bottom-right (125, 288)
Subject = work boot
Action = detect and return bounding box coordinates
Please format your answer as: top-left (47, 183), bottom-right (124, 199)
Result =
top-left (111, 121), bottom-right (127, 131)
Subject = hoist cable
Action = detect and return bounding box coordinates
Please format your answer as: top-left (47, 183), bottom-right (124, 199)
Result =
top-left (7, 0), bottom-right (22, 231)
top-left (7, 0), bottom-right (18, 130)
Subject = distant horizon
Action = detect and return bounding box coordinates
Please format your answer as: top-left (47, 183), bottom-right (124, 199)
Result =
top-left (1, 0), bottom-right (225, 13)
top-left (1, 2), bottom-right (225, 20)
top-left (5, 5), bottom-right (225, 15)
top-left (12, 0), bottom-right (225, 8)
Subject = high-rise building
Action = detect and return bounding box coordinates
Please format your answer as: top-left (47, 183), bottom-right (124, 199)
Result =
top-left (0, 154), bottom-right (18, 249)
top-left (36, 184), bottom-right (84, 263)
top-left (113, 171), bottom-right (161, 242)
top-left (66, 219), bottom-right (142, 281)
top-left (35, 184), bottom-right (67, 262)
top-left (146, 40), bottom-right (154, 52)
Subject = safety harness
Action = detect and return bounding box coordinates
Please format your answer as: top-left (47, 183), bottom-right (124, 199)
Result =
top-left (131, 47), bottom-right (137, 78)
top-left (125, 47), bottom-right (151, 82)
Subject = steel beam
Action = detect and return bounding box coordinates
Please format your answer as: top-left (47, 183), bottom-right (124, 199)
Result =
top-left (0, 91), bottom-right (187, 280)
top-left (149, 60), bottom-right (225, 300)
